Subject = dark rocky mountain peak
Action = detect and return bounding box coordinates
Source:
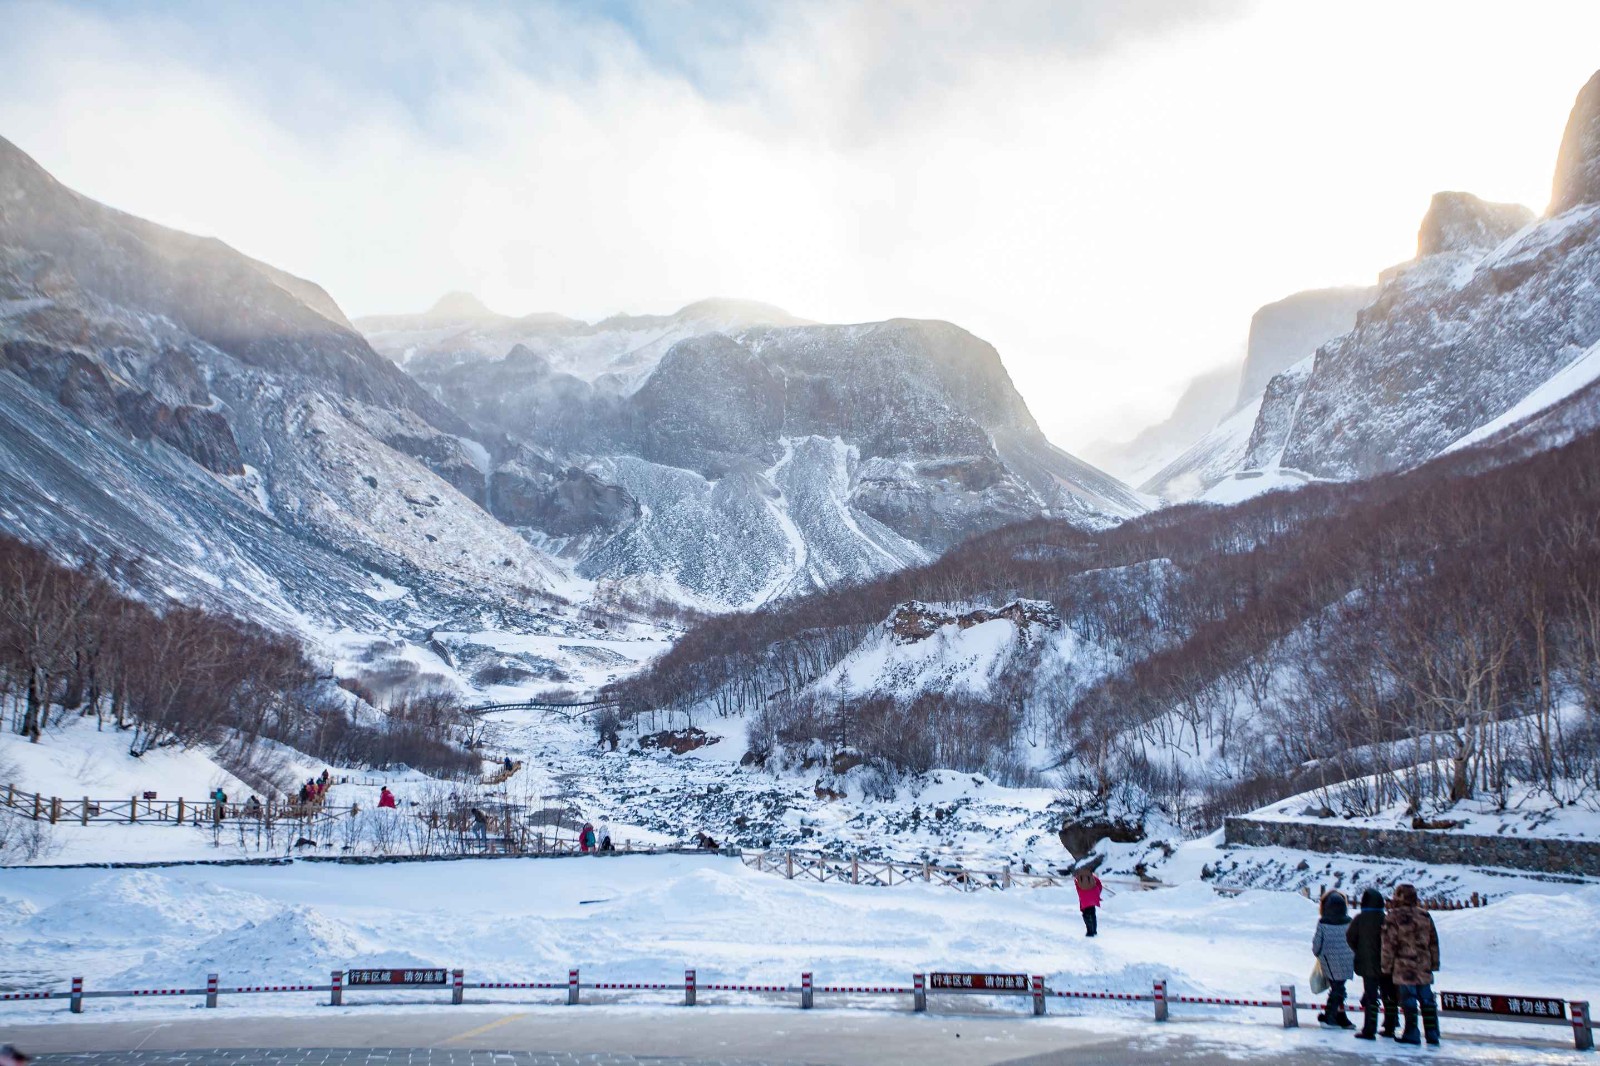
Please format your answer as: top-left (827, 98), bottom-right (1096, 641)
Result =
top-left (1551, 68), bottom-right (1600, 216)
top-left (1416, 191), bottom-right (1533, 258)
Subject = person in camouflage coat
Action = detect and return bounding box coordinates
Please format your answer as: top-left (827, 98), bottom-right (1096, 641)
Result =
top-left (1381, 883), bottom-right (1440, 1046)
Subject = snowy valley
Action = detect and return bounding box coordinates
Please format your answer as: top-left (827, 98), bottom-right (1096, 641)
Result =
top-left (4, 47), bottom-right (1600, 1066)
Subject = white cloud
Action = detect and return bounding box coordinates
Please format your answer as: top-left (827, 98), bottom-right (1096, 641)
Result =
top-left (2, 0), bottom-right (1598, 454)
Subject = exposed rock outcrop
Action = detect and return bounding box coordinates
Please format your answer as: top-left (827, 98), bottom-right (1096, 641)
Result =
top-left (1416, 191), bottom-right (1532, 257)
top-left (1552, 69), bottom-right (1600, 215)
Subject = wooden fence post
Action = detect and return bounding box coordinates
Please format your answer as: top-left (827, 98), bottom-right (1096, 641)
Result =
top-left (81, 796), bottom-right (89, 826)
top-left (32, 792), bottom-right (40, 821)
top-left (49, 796), bottom-right (59, 825)
top-left (129, 796), bottom-right (137, 823)
top-left (786, 850), bottom-right (794, 879)
top-left (177, 797), bottom-right (185, 825)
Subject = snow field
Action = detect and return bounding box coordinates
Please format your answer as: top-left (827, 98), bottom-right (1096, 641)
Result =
top-left (2, 854), bottom-right (1596, 1035)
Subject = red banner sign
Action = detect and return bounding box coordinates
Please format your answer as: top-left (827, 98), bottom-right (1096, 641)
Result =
top-left (1440, 991), bottom-right (1565, 1020)
top-left (347, 968), bottom-right (448, 986)
top-left (929, 972), bottom-right (1029, 992)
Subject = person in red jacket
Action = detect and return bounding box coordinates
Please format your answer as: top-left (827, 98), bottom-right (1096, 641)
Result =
top-left (1075, 868), bottom-right (1104, 937)
top-left (377, 786), bottom-right (397, 809)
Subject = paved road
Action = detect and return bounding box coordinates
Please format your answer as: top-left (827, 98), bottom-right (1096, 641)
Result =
top-left (3, 1008), bottom-right (1558, 1065)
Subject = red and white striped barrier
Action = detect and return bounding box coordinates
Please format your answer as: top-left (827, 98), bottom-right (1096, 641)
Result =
top-left (19, 969), bottom-right (1593, 1050)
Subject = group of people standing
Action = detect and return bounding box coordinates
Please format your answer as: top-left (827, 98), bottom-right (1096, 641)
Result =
top-left (297, 769), bottom-right (334, 806)
top-left (578, 820), bottom-right (615, 852)
top-left (1073, 866), bottom-right (1442, 1047)
top-left (1313, 883), bottom-right (1442, 1046)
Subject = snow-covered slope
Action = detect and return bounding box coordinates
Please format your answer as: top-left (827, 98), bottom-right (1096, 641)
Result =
top-left (377, 308), bottom-right (1148, 611)
top-left (0, 135), bottom-right (585, 633)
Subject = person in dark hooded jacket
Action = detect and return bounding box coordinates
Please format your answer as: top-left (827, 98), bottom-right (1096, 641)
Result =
top-left (1346, 887), bottom-right (1397, 1039)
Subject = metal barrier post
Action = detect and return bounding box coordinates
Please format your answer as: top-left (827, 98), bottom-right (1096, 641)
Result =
top-left (568, 968), bottom-right (580, 1005)
top-left (913, 973), bottom-right (926, 1013)
top-left (1032, 975), bottom-right (1046, 1016)
top-left (1281, 985), bottom-right (1298, 1028)
top-left (1574, 1000), bottom-right (1594, 1051)
top-left (452, 969), bottom-right (464, 1005)
top-left (1153, 979), bottom-right (1168, 1022)
top-left (69, 976), bottom-right (83, 1014)
top-left (205, 973), bottom-right (218, 1008)
top-left (330, 970), bottom-right (343, 1006)
top-left (685, 968), bottom-right (696, 1006)
top-left (801, 972), bottom-right (813, 1009)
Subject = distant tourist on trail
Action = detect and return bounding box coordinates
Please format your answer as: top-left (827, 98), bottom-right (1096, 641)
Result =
top-left (1347, 887), bottom-right (1397, 1040)
top-left (211, 787), bottom-right (227, 823)
top-left (244, 795), bottom-right (262, 818)
top-left (1312, 889), bottom-right (1356, 1029)
top-left (597, 819), bottom-right (614, 852)
top-left (503, 755), bottom-right (514, 772)
top-left (1074, 868), bottom-right (1103, 937)
top-left (1382, 883), bottom-right (1441, 1046)
top-left (579, 821), bottom-right (597, 853)
top-left (377, 786), bottom-right (397, 809)
top-left (470, 807), bottom-right (489, 846)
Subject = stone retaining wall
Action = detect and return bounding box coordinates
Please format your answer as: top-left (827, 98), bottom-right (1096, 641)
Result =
top-left (1223, 817), bottom-right (1600, 877)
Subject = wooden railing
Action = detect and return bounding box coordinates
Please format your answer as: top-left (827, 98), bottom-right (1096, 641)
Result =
top-left (0, 784), bottom-right (356, 828)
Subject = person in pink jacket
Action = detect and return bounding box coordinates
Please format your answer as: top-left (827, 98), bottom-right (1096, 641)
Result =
top-left (1074, 868), bottom-right (1104, 937)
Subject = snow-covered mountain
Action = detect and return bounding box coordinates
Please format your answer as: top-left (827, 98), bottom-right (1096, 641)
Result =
top-left (0, 135), bottom-right (585, 632)
top-left (1089, 286), bottom-right (1373, 488)
top-left (358, 295), bottom-right (807, 389)
top-left (1146, 70), bottom-right (1600, 502)
top-left (370, 304), bottom-right (1149, 612)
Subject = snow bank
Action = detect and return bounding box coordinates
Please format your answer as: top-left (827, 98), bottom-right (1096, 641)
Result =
top-left (1, 854), bottom-right (1595, 1037)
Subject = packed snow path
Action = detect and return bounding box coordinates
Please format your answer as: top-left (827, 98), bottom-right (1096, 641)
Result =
top-left (3, 1007), bottom-right (1581, 1065)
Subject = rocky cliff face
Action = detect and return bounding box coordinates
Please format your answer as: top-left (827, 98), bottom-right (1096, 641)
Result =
top-left (1236, 286), bottom-right (1376, 406)
top-left (1265, 194), bottom-right (1597, 480)
top-left (1415, 192), bottom-right (1533, 258)
top-left (390, 306), bottom-right (1148, 610)
top-left (0, 137), bottom-right (583, 631)
top-left (1147, 69), bottom-right (1600, 499)
top-left (1552, 69), bottom-right (1600, 215)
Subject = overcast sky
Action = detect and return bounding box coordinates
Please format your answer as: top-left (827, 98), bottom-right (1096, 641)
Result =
top-left (3, 1), bottom-right (1598, 452)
